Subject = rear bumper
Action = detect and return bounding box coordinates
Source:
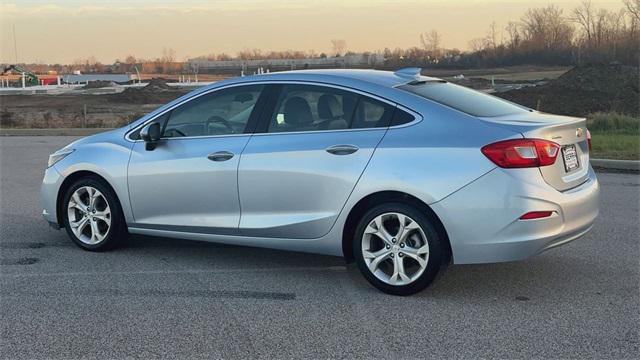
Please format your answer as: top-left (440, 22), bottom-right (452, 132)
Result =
top-left (432, 166), bottom-right (599, 264)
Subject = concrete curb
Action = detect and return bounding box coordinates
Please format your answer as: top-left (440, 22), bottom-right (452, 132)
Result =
top-left (590, 159), bottom-right (640, 172)
top-left (0, 128), bottom-right (114, 136)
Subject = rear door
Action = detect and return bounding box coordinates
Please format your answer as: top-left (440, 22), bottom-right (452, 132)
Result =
top-left (237, 84), bottom-right (394, 239)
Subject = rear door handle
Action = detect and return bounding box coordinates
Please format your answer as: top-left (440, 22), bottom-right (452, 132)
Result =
top-left (326, 144), bottom-right (359, 155)
top-left (207, 151), bottom-right (234, 162)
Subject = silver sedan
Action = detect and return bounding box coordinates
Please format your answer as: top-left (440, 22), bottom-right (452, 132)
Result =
top-left (41, 68), bottom-right (599, 295)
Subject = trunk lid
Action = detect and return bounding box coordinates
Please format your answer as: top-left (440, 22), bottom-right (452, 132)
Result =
top-left (480, 112), bottom-right (590, 191)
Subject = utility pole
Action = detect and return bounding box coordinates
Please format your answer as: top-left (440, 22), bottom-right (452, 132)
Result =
top-left (13, 24), bottom-right (18, 63)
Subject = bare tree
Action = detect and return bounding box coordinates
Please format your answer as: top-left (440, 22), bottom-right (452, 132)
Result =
top-left (468, 37), bottom-right (488, 52)
top-left (237, 48), bottom-right (263, 60)
top-left (521, 5), bottom-right (573, 50)
top-left (624, 0), bottom-right (640, 22)
top-left (124, 55), bottom-right (137, 64)
top-left (486, 22), bottom-right (500, 52)
top-left (157, 47), bottom-right (177, 73)
top-left (505, 22), bottom-right (521, 50)
top-left (331, 39), bottom-right (347, 56)
top-left (573, 0), bottom-right (595, 46)
top-left (161, 47), bottom-right (176, 63)
top-left (420, 30), bottom-right (443, 59)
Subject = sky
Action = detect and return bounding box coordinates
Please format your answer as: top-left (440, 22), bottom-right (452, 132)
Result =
top-left (0, 0), bottom-right (624, 64)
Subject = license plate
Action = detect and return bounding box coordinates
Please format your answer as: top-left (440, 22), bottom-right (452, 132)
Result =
top-left (562, 145), bottom-right (579, 172)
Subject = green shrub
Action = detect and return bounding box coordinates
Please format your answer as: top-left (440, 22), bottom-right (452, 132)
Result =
top-left (586, 112), bottom-right (640, 135)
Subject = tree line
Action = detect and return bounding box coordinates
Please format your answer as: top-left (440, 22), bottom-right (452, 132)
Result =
top-left (9, 0), bottom-right (639, 75)
top-left (385, 0), bottom-right (639, 68)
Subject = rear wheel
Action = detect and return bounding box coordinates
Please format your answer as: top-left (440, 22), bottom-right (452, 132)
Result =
top-left (62, 177), bottom-right (127, 251)
top-left (353, 203), bottom-right (444, 295)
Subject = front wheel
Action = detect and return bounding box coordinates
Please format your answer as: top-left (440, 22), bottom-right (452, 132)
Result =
top-left (62, 176), bottom-right (127, 251)
top-left (353, 203), bottom-right (445, 296)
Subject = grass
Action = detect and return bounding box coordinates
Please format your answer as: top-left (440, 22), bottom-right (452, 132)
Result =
top-left (587, 112), bottom-right (640, 160)
top-left (590, 134), bottom-right (639, 160)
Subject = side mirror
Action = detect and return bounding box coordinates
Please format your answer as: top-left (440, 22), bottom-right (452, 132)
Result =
top-left (140, 122), bottom-right (161, 151)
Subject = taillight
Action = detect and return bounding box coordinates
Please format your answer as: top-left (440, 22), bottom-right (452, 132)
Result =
top-left (481, 139), bottom-right (560, 168)
top-left (586, 129), bottom-right (592, 151)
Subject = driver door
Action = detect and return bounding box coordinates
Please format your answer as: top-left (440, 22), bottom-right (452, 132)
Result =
top-left (127, 84), bottom-right (265, 233)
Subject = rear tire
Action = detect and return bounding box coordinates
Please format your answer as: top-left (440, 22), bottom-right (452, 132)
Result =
top-left (353, 202), bottom-right (444, 295)
top-left (62, 176), bottom-right (127, 251)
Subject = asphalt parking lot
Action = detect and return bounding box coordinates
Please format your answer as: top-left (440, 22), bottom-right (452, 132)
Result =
top-left (1, 136), bottom-right (638, 359)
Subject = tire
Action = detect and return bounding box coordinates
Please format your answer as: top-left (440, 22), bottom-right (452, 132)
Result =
top-left (62, 176), bottom-right (127, 251)
top-left (353, 202), bottom-right (444, 296)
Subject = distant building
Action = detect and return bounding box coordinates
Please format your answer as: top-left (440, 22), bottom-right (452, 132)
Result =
top-left (187, 54), bottom-right (384, 74)
top-left (62, 74), bottom-right (132, 84)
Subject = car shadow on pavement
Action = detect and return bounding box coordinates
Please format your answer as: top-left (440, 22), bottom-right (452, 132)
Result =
top-left (125, 234), bottom-right (347, 268)
top-left (122, 234), bottom-right (606, 301)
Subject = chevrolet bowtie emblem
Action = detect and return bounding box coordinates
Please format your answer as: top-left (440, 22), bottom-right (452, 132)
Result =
top-left (576, 128), bottom-right (584, 138)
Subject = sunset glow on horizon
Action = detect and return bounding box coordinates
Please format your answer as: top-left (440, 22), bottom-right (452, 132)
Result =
top-left (0, 0), bottom-right (624, 64)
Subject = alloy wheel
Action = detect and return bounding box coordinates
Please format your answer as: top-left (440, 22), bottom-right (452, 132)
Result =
top-left (67, 186), bottom-right (111, 245)
top-left (361, 212), bottom-right (429, 286)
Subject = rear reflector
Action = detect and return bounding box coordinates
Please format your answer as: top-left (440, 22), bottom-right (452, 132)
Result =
top-left (481, 139), bottom-right (560, 168)
top-left (520, 211), bottom-right (554, 220)
top-left (587, 129), bottom-right (592, 151)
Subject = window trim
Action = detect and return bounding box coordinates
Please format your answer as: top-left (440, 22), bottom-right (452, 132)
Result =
top-left (125, 80), bottom-right (422, 142)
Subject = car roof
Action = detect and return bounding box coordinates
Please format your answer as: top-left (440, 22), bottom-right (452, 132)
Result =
top-left (216, 68), bottom-right (442, 89)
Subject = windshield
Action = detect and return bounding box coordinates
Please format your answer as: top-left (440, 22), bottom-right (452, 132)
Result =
top-left (398, 81), bottom-right (529, 117)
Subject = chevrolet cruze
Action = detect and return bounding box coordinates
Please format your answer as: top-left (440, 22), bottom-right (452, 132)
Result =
top-left (41, 68), bottom-right (599, 295)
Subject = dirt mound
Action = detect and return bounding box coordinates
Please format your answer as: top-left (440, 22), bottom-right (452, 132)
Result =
top-left (141, 78), bottom-right (173, 92)
top-left (110, 78), bottom-right (187, 104)
top-left (449, 77), bottom-right (493, 90)
top-left (81, 80), bottom-right (117, 89)
top-left (496, 64), bottom-right (640, 117)
top-left (450, 77), bottom-right (545, 90)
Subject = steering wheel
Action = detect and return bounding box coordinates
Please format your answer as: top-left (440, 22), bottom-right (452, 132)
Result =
top-left (164, 128), bottom-right (186, 137)
top-left (206, 115), bottom-right (235, 134)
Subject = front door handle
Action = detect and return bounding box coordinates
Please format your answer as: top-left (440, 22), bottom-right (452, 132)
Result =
top-left (207, 151), bottom-right (234, 162)
top-left (326, 144), bottom-right (359, 155)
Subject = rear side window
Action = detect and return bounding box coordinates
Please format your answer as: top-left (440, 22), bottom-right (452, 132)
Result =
top-left (350, 97), bottom-right (394, 129)
top-left (398, 82), bottom-right (528, 117)
top-left (390, 108), bottom-right (415, 126)
top-left (266, 84), bottom-right (394, 133)
top-left (268, 84), bottom-right (358, 133)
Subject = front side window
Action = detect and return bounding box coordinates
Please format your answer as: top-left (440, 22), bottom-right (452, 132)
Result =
top-left (163, 85), bottom-right (263, 137)
top-left (398, 81), bottom-right (528, 117)
top-left (267, 84), bottom-right (395, 133)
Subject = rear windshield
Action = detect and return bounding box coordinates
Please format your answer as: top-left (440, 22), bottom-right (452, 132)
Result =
top-left (398, 81), bottom-right (529, 117)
